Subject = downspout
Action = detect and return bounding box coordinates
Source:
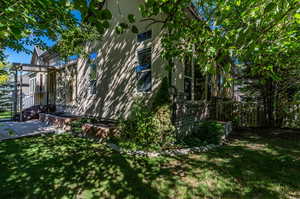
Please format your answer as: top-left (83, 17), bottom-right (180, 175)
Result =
top-left (168, 59), bottom-right (177, 124)
top-left (19, 69), bottom-right (23, 122)
top-left (13, 70), bottom-right (18, 120)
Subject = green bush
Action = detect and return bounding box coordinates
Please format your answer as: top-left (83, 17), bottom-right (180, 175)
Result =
top-left (191, 121), bottom-right (225, 145)
top-left (116, 100), bottom-right (175, 151)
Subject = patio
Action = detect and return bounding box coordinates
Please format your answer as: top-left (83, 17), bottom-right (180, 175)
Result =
top-left (0, 120), bottom-right (59, 141)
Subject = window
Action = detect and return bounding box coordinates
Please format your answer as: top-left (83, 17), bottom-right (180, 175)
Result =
top-left (137, 30), bottom-right (152, 42)
top-left (194, 65), bottom-right (206, 101)
top-left (136, 48), bottom-right (152, 92)
top-left (66, 79), bottom-right (73, 103)
top-left (40, 74), bottom-right (43, 92)
top-left (217, 72), bottom-right (224, 95)
top-left (89, 52), bottom-right (97, 95)
top-left (184, 57), bottom-right (192, 100)
top-left (29, 78), bottom-right (36, 94)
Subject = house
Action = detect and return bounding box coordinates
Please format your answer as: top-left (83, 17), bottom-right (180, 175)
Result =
top-left (28, 1), bottom-right (235, 123)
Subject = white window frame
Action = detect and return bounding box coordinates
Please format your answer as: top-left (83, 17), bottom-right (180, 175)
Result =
top-left (136, 47), bottom-right (152, 93)
top-left (29, 77), bottom-right (36, 95)
top-left (183, 56), bottom-right (194, 101)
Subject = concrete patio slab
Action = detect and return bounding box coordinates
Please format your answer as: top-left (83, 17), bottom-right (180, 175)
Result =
top-left (0, 120), bottom-right (61, 141)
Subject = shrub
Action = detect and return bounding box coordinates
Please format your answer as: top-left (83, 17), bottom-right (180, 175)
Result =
top-left (191, 121), bottom-right (225, 145)
top-left (116, 100), bottom-right (175, 151)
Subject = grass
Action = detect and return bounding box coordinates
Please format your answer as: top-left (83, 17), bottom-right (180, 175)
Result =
top-left (0, 111), bottom-right (11, 119)
top-left (0, 130), bottom-right (299, 199)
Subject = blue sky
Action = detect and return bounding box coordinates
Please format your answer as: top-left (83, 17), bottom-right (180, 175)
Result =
top-left (4, 10), bottom-right (82, 64)
top-left (4, 47), bottom-right (33, 64)
top-left (4, 39), bottom-right (55, 64)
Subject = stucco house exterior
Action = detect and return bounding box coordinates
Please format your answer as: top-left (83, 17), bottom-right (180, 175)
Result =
top-left (28, 0), bottom-right (235, 123)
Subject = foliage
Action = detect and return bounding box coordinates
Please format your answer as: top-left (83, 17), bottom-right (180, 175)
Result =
top-left (140, 0), bottom-right (299, 79)
top-left (0, 112), bottom-right (12, 119)
top-left (53, 0), bottom-right (113, 57)
top-left (0, 0), bottom-right (77, 60)
top-left (180, 121), bottom-right (225, 146)
top-left (138, 0), bottom-right (299, 127)
top-left (0, 62), bottom-right (9, 84)
top-left (116, 100), bottom-right (175, 151)
top-left (0, 0), bottom-right (112, 59)
top-left (0, 0), bottom-right (140, 60)
top-left (151, 77), bottom-right (171, 110)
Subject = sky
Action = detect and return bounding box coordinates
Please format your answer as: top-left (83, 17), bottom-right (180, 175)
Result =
top-left (4, 39), bottom-right (55, 64)
top-left (4, 10), bottom-right (82, 64)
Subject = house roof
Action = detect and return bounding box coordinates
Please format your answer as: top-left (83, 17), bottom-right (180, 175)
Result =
top-left (34, 46), bottom-right (46, 56)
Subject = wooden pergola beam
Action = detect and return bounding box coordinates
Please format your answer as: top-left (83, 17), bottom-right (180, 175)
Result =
top-left (11, 62), bottom-right (58, 121)
top-left (12, 63), bottom-right (56, 72)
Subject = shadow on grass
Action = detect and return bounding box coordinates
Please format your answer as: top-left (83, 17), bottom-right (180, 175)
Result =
top-left (0, 131), bottom-right (299, 199)
top-left (168, 131), bottom-right (300, 199)
top-left (0, 134), bottom-right (166, 199)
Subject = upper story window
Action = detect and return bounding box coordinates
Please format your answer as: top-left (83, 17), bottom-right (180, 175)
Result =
top-left (136, 48), bottom-right (152, 92)
top-left (89, 52), bottom-right (97, 95)
top-left (137, 30), bottom-right (152, 42)
top-left (68, 55), bottom-right (79, 61)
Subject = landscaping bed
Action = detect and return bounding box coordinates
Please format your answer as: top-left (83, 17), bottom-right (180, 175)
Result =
top-left (39, 113), bottom-right (81, 131)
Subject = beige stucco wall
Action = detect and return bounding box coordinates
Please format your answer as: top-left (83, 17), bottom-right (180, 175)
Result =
top-left (50, 1), bottom-right (234, 118)
top-left (65, 0), bottom-right (168, 119)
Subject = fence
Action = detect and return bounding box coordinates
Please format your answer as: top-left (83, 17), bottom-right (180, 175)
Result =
top-left (281, 102), bottom-right (300, 129)
top-left (175, 100), bottom-right (300, 129)
top-left (213, 101), bottom-right (300, 129)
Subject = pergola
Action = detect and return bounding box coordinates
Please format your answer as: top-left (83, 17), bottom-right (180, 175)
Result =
top-left (11, 63), bottom-right (57, 121)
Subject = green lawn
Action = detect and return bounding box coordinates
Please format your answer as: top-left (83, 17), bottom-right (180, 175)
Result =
top-left (0, 111), bottom-right (11, 119)
top-left (0, 131), bottom-right (299, 199)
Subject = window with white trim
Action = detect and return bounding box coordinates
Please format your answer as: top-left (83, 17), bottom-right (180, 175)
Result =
top-left (136, 48), bottom-right (152, 92)
top-left (29, 78), bottom-right (36, 94)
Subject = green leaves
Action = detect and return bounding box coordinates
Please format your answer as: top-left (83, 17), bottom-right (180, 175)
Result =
top-left (139, 0), bottom-right (299, 81)
top-left (131, 26), bottom-right (139, 34)
top-left (100, 9), bottom-right (112, 20)
top-left (128, 14), bottom-right (136, 23)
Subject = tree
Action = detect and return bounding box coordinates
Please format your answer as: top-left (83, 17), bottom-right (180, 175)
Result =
top-left (0, 0), bottom-right (77, 60)
top-left (136, 0), bottom-right (300, 127)
top-left (0, 0), bottom-right (119, 60)
top-left (0, 62), bottom-right (9, 85)
top-left (139, 0), bottom-right (299, 77)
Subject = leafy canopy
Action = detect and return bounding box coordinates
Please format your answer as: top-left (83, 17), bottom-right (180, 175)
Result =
top-left (140, 0), bottom-right (300, 78)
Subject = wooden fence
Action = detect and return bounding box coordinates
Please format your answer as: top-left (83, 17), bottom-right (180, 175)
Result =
top-left (281, 102), bottom-right (300, 129)
top-left (213, 101), bottom-right (300, 129)
top-left (174, 99), bottom-right (300, 129)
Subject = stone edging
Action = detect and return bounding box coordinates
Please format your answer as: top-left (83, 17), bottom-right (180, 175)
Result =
top-left (107, 143), bottom-right (220, 157)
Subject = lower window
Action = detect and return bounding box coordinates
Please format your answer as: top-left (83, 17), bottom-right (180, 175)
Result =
top-left (137, 71), bottom-right (151, 92)
top-left (90, 80), bottom-right (97, 95)
top-left (184, 77), bottom-right (192, 100)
